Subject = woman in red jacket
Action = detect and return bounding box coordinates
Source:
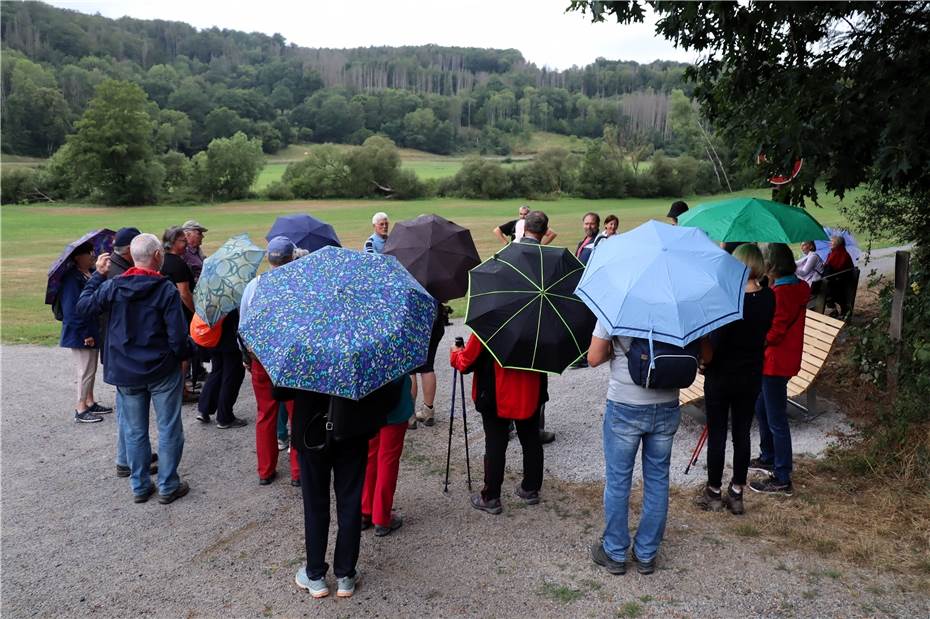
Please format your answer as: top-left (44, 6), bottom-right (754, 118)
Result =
top-left (823, 235), bottom-right (855, 317)
top-left (450, 335), bottom-right (547, 515)
top-left (749, 243), bottom-right (810, 496)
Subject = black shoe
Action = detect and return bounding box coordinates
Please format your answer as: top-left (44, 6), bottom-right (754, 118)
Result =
top-left (74, 409), bottom-right (103, 423)
top-left (216, 417), bottom-right (248, 429)
top-left (694, 484), bottom-right (724, 512)
top-left (195, 411), bottom-right (211, 423)
top-left (749, 477), bottom-right (793, 496)
top-left (470, 493), bottom-right (503, 515)
top-left (86, 402), bottom-right (113, 414)
top-left (290, 477), bottom-right (301, 487)
top-left (515, 485), bottom-right (540, 505)
top-left (361, 515), bottom-right (373, 531)
top-left (133, 485), bottom-right (156, 504)
top-left (539, 430), bottom-right (555, 445)
top-left (591, 542), bottom-right (626, 575)
top-left (158, 480), bottom-right (190, 504)
top-left (259, 472), bottom-right (277, 486)
top-left (724, 484), bottom-right (745, 515)
top-left (748, 457), bottom-right (774, 476)
top-left (631, 549), bottom-right (656, 575)
top-left (374, 515), bottom-right (404, 537)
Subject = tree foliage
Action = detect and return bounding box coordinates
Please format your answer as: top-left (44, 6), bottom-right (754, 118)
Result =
top-left (190, 132), bottom-right (264, 201)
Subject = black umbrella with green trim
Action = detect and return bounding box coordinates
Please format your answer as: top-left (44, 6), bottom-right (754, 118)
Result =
top-left (465, 242), bottom-right (596, 374)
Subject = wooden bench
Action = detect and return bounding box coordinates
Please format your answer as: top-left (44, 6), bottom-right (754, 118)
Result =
top-left (679, 310), bottom-right (845, 420)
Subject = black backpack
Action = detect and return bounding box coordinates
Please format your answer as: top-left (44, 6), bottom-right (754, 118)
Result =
top-left (622, 336), bottom-right (700, 390)
top-left (470, 348), bottom-right (498, 414)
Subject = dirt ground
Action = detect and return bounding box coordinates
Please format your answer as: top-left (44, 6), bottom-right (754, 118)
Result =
top-left (2, 340), bottom-right (928, 618)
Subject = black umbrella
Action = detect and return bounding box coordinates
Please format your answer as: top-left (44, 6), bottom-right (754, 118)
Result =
top-left (383, 214), bottom-right (480, 302)
top-left (465, 242), bottom-right (596, 374)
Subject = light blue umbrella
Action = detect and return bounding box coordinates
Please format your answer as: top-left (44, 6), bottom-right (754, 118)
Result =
top-left (194, 234), bottom-right (265, 326)
top-left (574, 220), bottom-right (749, 347)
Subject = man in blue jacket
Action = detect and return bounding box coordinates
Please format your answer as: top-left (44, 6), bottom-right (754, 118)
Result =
top-left (77, 233), bottom-right (192, 505)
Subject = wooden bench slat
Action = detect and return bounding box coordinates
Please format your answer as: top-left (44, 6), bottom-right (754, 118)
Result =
top-left (807, 321), bottom-right (842, 337)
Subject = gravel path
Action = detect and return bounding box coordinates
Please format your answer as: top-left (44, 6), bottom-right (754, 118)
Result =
top-left (2, 341), bottom-right (926, 618)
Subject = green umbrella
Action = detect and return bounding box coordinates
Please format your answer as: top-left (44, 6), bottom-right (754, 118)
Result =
top-left (678, 197), bottom-right (829, 243)
top-left (194, 233), bottom-right (265, 326)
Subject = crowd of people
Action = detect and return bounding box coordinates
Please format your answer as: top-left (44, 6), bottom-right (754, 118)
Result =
top-left (51, 200), bottom-right (858, 596)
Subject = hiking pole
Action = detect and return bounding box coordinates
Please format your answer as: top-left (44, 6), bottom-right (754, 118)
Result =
top-left (443, 366), bottom-right (459, 494)
top-left (459, 368), bottom-right (472, 491)
top-left (684, 424), bottom-right (708, 474)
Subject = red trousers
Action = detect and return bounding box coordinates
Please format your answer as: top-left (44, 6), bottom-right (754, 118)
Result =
top-left (251, 359), bottom-right (299, 481)
top-left (361, 421), bottom-right (407, 527)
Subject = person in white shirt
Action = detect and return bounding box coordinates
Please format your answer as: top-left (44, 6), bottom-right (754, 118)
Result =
top-left (795, 240), bottom-right (823, 284)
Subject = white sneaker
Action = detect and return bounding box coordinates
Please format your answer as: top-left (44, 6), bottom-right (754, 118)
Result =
top-left (295, 566), bottom-right (328, 598)
top-left (415, 404), bottom-right (435, 426)
top-left (336, 571), bottom-right (359, 598)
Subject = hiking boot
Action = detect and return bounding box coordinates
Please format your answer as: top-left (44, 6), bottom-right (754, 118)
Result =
top-left (259, 472), bottom-right (277, 486)
top-left (631, 548), bottom-right (656, 575)
top-left (749, 477), bottom-right (793, 496)
top-left (748, 457), bottom-right (774, 476)
top-left (470, 493), bottom-right (503, 515)
top-left (74, 409), bottom-right (103, 423)
top-left (133, 484), bottom-right (156, 504)
top-left (158, 480), bottom-right (190, 504)
top-left (295, 566), bottom-right (328, 598)
top-left (539, 430), bottom-right (555, 444)
top-left (591, 542), bottom-right (626, 575)
top-left (336, 572), bottom-right (359, 598)
top-left (86, 402), bottom-right (113, 414)
top-left (415, 404), bottom-right (435, 426)
top-left (374, 515), bottom-right (404, 537)
top-left (724, 484), bottom-right (745, 515)
top-left (515, 485), bottom-right (540, 505)
top-left (216, 417), bottom-right (248, 429)
top-left (694, 484), bottom-right (724, 512)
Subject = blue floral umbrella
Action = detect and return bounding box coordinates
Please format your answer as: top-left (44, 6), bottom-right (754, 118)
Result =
top-left (45, 228), bottom-right (115, 304)
top-left (194, 234), bottom-right (265, 326)
top-left (239, 246), bottom-right (436, 400)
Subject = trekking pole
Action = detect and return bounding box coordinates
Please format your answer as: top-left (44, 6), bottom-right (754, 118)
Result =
top-left (459, 369), bottom-right (472, 491)
top-left (443, 367), bottom-right (458, 493)
top-left (684, 424), bottom-right (708, 474)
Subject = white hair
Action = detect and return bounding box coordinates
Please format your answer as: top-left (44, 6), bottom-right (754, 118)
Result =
top-left (130, 233), bottom-right (162, 267)
top-left (372, 212), bottom-right (388, 225)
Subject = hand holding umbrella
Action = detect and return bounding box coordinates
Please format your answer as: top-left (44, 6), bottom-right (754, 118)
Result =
top-left (46, 229), bottom-right (115, 305)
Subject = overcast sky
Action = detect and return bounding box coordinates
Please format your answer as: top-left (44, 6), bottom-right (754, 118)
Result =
top-left (46, 0), bottom-right (694, 69)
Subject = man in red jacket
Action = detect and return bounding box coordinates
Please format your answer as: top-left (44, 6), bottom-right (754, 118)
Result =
top-left (749, 243), bottom-right (810, 496)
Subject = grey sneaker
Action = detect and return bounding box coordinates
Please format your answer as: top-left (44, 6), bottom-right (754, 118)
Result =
top-left (74, 409), bottom-right (103, 423)
top-left (748, 457), bottom-right (774, 476)
top-left (749, 477), bottom-right (794, 496)
top-left (336, 572), bottom-right (359, 598)
top-left (415, 404), bottom-right (435, 426)
top-left (515, 485), bottom-right (540, 505)
top-left (470, 493), bottom-right (503, 515)
top-left (374, 515), bottom-right (404, 537)
top-left (591, 542), bottom-right (626, 575)
top-left (724, 484), bottom-right (745, 515)
top-left (277, 437), bottom-right (288, 451)
top-left (694, 484), bottom-right (724, 512)
top-left (295, 566), bottom-right (328, 598)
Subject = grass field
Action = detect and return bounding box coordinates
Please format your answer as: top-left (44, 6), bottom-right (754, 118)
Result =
top-left (1, 187), bottom-right (866, 345)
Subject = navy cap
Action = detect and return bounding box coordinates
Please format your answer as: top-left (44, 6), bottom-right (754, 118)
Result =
top-left (267, 236), bottom-right (296, 264)
top-left (113, 227), bottom-right (141, 247)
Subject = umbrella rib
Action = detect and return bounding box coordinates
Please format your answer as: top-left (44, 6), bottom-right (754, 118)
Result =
top-left (543, 266), bottom-right (586, 292)
top-left (544, 296), bottom-right (583, 355)
top-left (485, 295), bottom-right (540, 343)
top-left (544, 292), bottom-right (587, 304)
top-left (538, 245), bottom-right (545, 289)
top-left (469, 290), bottom-right (537, 299)
top-left (530, 293), bottom-right (543, 369)
top-left (494, 257), bottom-right (542, 292)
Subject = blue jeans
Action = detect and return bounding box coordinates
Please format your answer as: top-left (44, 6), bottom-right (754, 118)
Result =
top-left (277, 402), bottom-right (289, 442)
top-left (117, 368), bottom-right (185, 496)
top-left (755, 375), bottom-right (792, 483)
top-left (115, 402), bottom-right (127, 467)
top-left (602, 399), bottom-right (681, 563)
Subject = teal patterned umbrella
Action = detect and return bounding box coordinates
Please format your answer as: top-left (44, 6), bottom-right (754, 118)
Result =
top-left (194, 234), bottom-right (265, 326)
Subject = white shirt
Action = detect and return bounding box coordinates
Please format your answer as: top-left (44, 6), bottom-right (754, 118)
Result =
top-left (514, 219), bottom-right (526, 241)
top-left (795, 252), bottom-right (823, 284)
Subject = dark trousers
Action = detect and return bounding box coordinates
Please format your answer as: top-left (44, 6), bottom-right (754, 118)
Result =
top-left (297, 438), bottom-right (368, 580)
top-left (755, 375), bottom-right (793, 483)
top-left (197, 350), bottom-right (245, 424)
top-left (704, 374), bottom-right (760, 488)
top-left (480, 409), bottom-right (542, 500)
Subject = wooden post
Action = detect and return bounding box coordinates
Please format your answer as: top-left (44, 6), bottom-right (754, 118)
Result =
top-left (887, 251), bottom-right (910, 396)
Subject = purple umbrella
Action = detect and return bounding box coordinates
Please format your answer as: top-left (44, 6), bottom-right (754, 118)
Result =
top-left (815, 227), bottom-right (861, 265)
top-left (45, 229), bottom-right (115, 304)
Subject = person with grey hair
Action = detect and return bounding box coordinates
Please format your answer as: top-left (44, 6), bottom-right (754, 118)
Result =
top-left (76, 233), bottom-right (191, 505)
top-left (364, 212), bottom-right (390, 254)
top-left (240, 236), bottom-right (302, 486)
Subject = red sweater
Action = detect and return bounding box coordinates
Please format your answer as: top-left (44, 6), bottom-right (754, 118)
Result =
top-left (825, 247), bottom-right (853, 273)
top-left (450, 334), bottom-right (542, 420)
top-left (764, 278), bottom-right (810, 377)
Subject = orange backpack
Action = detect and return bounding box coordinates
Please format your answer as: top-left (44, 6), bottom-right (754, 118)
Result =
top-left (190, 313), bottom-right (225, 348)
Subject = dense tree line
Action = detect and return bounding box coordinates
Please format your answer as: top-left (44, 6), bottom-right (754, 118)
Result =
top-left (1, 1), bottom-right (692, 158)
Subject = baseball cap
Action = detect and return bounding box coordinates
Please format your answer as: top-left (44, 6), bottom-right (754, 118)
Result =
top-left (267, 236), bottom-right (296, 264)
top-left (113, 227), bottom-right (141, 247)
top-left (182, 219), bottom-right (208, 232)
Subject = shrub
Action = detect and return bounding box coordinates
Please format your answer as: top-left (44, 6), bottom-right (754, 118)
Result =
top-left (1, 168), bottom-right (38, 204)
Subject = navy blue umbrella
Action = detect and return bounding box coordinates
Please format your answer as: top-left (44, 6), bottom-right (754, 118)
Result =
top-left (266, 214), bottom-right (340, 252)
top-left (45, 228), bottom-right (115, 304)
